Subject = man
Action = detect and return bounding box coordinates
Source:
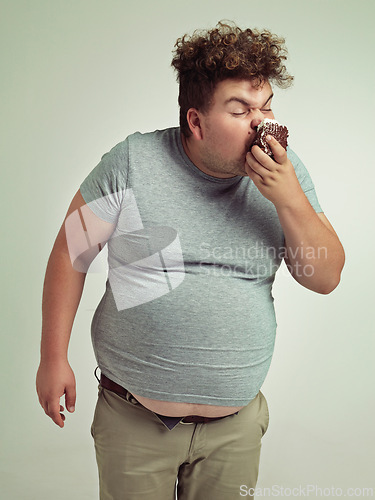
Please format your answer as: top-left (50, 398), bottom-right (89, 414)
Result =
top-left (36, 21), bottom-right (345, 500)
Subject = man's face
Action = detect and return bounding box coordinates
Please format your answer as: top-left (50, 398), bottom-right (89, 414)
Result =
top-left (196, 79), bottom-right (275, 178)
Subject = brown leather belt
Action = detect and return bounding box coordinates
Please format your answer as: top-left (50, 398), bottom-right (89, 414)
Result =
top-left (99, 373), bottom-right (237, 425)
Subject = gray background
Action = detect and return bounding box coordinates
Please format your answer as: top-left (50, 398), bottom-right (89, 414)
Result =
top-left (1, 0), bottom-right (374, 498)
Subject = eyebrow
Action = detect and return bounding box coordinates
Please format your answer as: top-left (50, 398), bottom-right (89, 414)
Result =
top-left (224, 93), bottom-right (274, 108)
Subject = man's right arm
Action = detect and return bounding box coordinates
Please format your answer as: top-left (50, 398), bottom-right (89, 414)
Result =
top-left (36, 189), bottom-right (115, 428)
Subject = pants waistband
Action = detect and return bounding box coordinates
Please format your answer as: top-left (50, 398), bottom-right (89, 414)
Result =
top-left (97, 370), bottom-right (238, 430)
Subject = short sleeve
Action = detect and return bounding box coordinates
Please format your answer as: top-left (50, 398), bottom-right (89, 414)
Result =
top-left (287, 147), bottom-right (323, 213)
top-left (79, 138), bottom-right (129, 223)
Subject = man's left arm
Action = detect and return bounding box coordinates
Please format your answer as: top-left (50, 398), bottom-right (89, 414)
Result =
top-left (245, 136), bottom-right (345, 294)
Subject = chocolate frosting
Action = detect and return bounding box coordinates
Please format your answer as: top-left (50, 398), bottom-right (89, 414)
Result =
top-left (252, 120), bottom-right (288, 156)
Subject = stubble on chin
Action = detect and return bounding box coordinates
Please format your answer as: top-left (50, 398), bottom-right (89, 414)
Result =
top-left (200, 148), bottom-right (248, 178)
top-left (237, 164), bottom-right (248, 177)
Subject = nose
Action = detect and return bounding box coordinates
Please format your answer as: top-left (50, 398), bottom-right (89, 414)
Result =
top-left (250, 110), bottom-right (265, 131)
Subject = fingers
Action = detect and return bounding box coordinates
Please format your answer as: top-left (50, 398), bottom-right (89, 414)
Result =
top-left (65, 383), bottom-right (76, 413)
top-left (41, 398), bottom-right (73, 428)
top-left (244, 156), bottom-right (264, 184)
top-left (246, 150), bottom-right (273, 182)
top-left (36, 361), bottom-right (77, 428)
top-left (249, 146), bottom-right (273, 170)
top-left (38, 386), bottom-right (76, 427)
top-left (46, 400), bottom-right (65, 428)
top-left (263, 135), bottom-right (287, 163)
top-left (250, 136), bottom-right (287, 165)
top-left (246, 136), bottom-right (288, 182)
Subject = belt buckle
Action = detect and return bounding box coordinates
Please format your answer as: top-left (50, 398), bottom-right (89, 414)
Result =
top-left (180, 419), bottom-right (195, 425)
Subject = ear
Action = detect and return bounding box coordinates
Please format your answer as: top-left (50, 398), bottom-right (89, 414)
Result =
top-left (186, 108), bottom-right (204, 140)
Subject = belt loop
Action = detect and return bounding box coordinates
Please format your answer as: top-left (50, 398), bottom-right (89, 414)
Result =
top-left (94, 366), bottom-right (101, 383)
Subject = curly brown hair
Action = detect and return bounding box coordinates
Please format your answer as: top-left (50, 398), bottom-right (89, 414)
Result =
top-left (171, 21), bottom-right (294, 137)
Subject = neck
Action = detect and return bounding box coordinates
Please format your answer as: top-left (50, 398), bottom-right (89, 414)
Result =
top-left (180, 132), bottom-right (237, 179)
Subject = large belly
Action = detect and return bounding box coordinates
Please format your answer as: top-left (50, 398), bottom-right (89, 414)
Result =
top-left (93, 274), bottom-right (277, 407)
top-left (132, 391), bottom-right (245, 417)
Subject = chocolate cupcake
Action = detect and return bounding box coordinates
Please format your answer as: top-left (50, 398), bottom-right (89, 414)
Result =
top-left (252, 118), bottom-right (288, 156)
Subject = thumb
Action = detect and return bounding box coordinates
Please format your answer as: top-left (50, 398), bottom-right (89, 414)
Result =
top-left (65, 383), bottom-right (76, 413)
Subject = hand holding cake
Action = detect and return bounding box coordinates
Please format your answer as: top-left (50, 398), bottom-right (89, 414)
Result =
top-left (245, 119), bottom-right (304, 209)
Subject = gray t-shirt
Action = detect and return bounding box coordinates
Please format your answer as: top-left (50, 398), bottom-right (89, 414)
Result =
top-left (80, 127), bottom-right (322, 406)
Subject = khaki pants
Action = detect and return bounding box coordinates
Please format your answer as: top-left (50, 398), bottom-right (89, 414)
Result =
top-left (91, 385), bottom-right (269, 500)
